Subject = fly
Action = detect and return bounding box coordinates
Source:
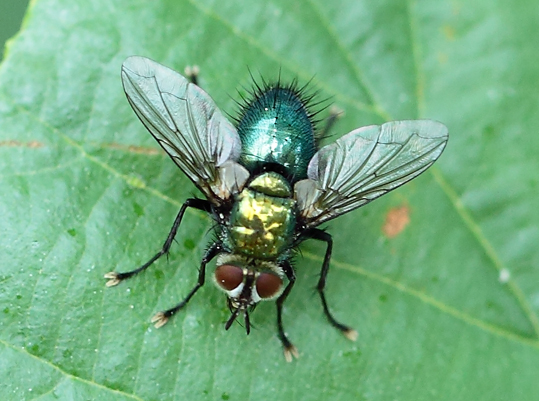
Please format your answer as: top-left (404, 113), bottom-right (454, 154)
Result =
top-left (105, 56), bottom-right (448, 361)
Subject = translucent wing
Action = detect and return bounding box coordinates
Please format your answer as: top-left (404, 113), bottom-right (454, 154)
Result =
top-left (294, 120), bottom-right (448, 227)
top-left (121, 56), bottom-right (248, 202)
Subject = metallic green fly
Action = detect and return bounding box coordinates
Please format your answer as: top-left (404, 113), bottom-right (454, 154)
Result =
top-left (105, 56), bottom-right (448, 361)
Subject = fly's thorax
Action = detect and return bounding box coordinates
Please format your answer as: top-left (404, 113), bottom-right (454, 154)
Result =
top-left (237, 87), bottom-right (316, 181)
top-left (213, 253), bottom-right (285, 307)
top-left (225, 172), bottom-right (297, 260)
top-left (248, 171), bottom-right (291, 197)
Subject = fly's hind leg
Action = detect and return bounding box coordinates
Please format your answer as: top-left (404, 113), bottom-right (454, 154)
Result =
top-left (104, 198), bottom-right (211, 286)
top-left (318, 105), bottom-right (344, 140)
top-left (184, 65), bottom-right (200, 86)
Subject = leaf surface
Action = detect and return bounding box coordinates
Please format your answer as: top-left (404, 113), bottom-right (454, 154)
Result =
top-left (1, 0), bottom-right (538, 400)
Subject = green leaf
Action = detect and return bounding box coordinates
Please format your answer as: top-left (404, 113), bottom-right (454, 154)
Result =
top-left (1, 0), bottom-right (538, 400)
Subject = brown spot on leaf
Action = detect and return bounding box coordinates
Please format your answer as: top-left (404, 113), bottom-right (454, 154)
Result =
top-left (437, 52), bottom-right (448, 65)
top-left (106, 142), bottom-right (160, 155)
top-left (382, 205), bottom-right (410, 238)
top-left (27, 141), bottom-right (44, 148)
top-left (0, 140), bottom-right (44, 148)
top-left (0, 140), bottom-right (21, 147)
top-left (442, 25), bottom-right (456, 41)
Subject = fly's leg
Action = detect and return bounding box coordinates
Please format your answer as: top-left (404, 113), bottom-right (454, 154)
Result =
top-left (318, 105), bottom-right (343, 139)
top-left (151, 242), bottom-right (222, 327)
top-left (104, 198), bottom-right (211, 286)
top-left (184, 65), bottom-right (200, 86)
top-left (309, 229), bottom-right (358, 341)
top-left (276, 260), bottom-right (299, 362)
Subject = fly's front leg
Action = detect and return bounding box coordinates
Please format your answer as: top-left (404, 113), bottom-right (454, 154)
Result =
top-left (308, 229), bottom-right (358, 341)
top-left (104, 198), bottom-right (211, 286)
top-left (275, 260), bottom-right (298, 362)
top-left (151, 242), bottom-right (223, 327)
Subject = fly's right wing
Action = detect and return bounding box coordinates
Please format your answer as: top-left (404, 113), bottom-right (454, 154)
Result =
top-left (295, 120), bottom-right (448, 228)
top-left (121, 56), bottom-right (248, 202)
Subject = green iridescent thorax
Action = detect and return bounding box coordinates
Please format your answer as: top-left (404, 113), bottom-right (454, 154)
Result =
top-left (237, 87), bottom-right (316, 181)
top-left (225, 172), bottom-right (297, 260)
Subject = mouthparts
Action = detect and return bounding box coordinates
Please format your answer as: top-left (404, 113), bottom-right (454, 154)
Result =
top-left (224, 305), bottom-right (251, 335)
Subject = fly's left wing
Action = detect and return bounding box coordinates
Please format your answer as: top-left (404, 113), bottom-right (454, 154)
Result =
top-left (121, 56), bottom-right (248, 203)
top-left (294, 120), bottom-right (448, 228)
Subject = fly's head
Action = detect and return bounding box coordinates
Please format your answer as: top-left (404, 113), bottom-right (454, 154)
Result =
top-left (213, 254), bottom-right (284, 334)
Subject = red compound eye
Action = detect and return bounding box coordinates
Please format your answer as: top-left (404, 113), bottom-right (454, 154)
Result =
top-left (255, 272), bottom-right (282, 299)
top-left (215, 265), bottom-right (244, 291)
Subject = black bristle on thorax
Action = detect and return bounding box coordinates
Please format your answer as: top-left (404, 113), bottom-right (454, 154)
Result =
top-left (231, 71), bottom-right (330, 144)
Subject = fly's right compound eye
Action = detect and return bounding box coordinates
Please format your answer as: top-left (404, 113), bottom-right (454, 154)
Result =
top-left (255, 272), bottom-right (283, 299)
top-left (215, 265), bottom-right (244, 291)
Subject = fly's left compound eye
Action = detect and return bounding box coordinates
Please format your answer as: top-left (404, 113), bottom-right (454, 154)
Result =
top-left (215, 264), bottom-right (244, 291)
top-left (255, 272), bottom-right (283, 299)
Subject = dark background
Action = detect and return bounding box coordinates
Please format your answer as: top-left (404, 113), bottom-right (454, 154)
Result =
top-left (0, 0), bottom-right (30, 61)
